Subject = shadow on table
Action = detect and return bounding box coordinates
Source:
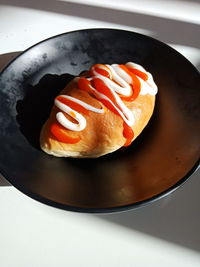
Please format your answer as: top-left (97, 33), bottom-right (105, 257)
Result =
top-left (0, 51), bottom-right (21, 72)
top-left (0, 0), bottom-right (200, 253)
top-left (0, 174), bottom-right (10, 186)
top-left (0, 51), bottom-right (22, 186)
top-left (97, 169), bottom-right (200, 252)
top-left (180, 0), bottom-right (200, 3)
top-left (0, 0), bottom-right (200, 49)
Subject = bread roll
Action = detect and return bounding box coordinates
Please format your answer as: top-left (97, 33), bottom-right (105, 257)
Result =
top-left (40, 62), bottom-right (157, 158)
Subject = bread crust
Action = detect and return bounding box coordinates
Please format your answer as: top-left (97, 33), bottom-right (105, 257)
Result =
top-left (40, 78), bottom-right (155, 158)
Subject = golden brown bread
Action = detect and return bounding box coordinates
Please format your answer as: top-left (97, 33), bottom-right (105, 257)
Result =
top-left (40, 78), bottom-right (156, 158)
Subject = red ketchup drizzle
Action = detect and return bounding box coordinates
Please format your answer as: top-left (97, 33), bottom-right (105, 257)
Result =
top-left (50, 123), bottom-right (81, 144)
top-left (50, 96), bottom-right (90, 143)
top-left (119, 65), bottom-right (141, 102)
top-left (52, 63), bottom-right (146, 146)
top-left (78, 64), bottom-right (141, 146)
top-left (127, 67), bottom-right (148, 81)
top-left (123, 122), bottom-right (134, 147)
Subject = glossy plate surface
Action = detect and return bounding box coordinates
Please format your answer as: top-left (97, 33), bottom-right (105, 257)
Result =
top-left (0, 29), bottom-right (199, 212)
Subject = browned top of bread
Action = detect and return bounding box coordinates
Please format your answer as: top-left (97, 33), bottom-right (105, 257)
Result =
top-left (40, 78), bottom-right (155, 158)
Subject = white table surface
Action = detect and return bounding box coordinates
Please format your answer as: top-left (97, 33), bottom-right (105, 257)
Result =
top-left (0, 1), bottom-right (200, 266)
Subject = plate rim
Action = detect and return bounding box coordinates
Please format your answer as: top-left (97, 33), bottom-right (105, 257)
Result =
top-left (0, 28), bottom-right (200, 213)
top-left (0, 160), bottom-right (199, 213)
top-left (1, 28), bottom-right (199, 76)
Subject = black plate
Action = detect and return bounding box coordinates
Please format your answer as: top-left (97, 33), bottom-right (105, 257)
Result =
top-left (0, 29), bottom-right (199, 213)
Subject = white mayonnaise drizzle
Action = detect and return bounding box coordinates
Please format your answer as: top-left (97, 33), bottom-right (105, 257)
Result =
top-left (126, 62), bottom-right (158, 95)
top-left (88, 73), bottom-right (134, 126)
top-left (54, 62), bottom-right (158, 132)
top-left (55, 95), bottom-right (104, 131)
